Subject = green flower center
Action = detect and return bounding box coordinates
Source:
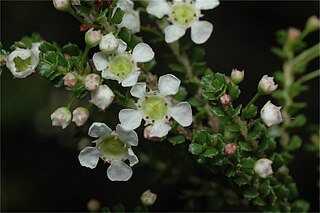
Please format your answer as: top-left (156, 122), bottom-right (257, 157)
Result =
top-left (108, 55), bottom-right (134, 79)
top-left (98, 135), bottom-right (128, 160)
top-left (141, 95), bottom-right (168, 121)
top-left (171, 3), bottom-right (197, 26)
top-left (13, 56), bottom-right (32, 72)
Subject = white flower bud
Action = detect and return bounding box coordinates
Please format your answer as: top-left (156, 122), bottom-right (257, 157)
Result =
top-left (63, 72), bottom-right (78, 87)
top-left (260, 101), bottom-right (283, 127)
top-left (50, 107), bottom-right (72, 129)
top-left (258, 75), bottom-right (278, 95)
top-left (230, 69), bottom-right (244, 84)
top-left (140, 189), bottom-right (157, 207)
top-left (72, 107), bottom-right (89, 127)
top-left (254, 158), bottom-right (273, 178)
top-left (85, 28), bottom-right (102, 48)
top-left (220, 94), bottom-right (232, 105)
top-left (305, 16), bottom-right (320, 32)
top-left (6, 48), bottom-right (39, 78)
top-left (99, 33), bottom-right (119, 55)
top-left (85, 74), bottom-right (101, 91)
top-left (90, 85), bottom-right (114, 110)
top-left (52, 0), bottom-right (71, 12)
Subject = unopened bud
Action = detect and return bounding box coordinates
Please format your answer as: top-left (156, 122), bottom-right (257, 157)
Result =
top-left (288, 28), bottom-right (301, 42)
top-left (140, 189), bottom-right (157, 207)
top-left (254, 158), bottom-right (273, 178)
top-left (258, 75), bottom-right (278, 95)
top-left (85, 28), bottom-right (102, 48)
top-left (260, 101), bottom-right (283, 127)
top-left (230, 69), bottom-right (244, 84)
top-left (52, 0), bottom-right (70, 12)
top-left (72, 107), bottom-right (89, 127)
top-left (99, 33), bottom-right (119, 55)
top-left (220, 94), bottom-right (232, 105)
top-left (87, 199), bottom-right (100, 212)
top-left (63, 72), bottom-right (78, 87)
top-left (85, 74), bottom-right (101, 91)
top-left (305, 16), bottom-right (320, 32)
top-left (225, 143), bottom-right (237, 155)
top-left (50, 107), bottom-right (72, 129)
top-left (90, 85), bottom-right (114, 110)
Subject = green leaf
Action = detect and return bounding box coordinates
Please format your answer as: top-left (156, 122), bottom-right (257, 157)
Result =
top-left (274, 185), bottom-right (289, 198)
top-left (174, 87), bottom-right (188, 101)
top-left (259, 180), bottom-right (271, 195)
top-left (225, 124), bottom-right (240, 132)
top-left (191, 46), bottom-right (205, 62)
top-left (74, 5), bottom-right (90, 16)
top-left (202, 148), bottom-right (219, 158)
top-left (292, 200), bottom-right (310, 212)
top-left (247, 122), bottom-right (266, 140)
top-left (271, 47), bottom-right (288, 60)
top-left (97, 8), bottom-right (108, 20)
top-left (241, 157), bottom-right (255, 169)
top-left (234, 177), bottom-right (249, 186)
top-left (111, 7), bottom-right (125, 24)
top-left (168, 135), bottom-right (185, 146)
top-left (258, 138), bottom-right (276, 152)
top-left (287, 135), bottom-right (302, 151)
top-left (201, 72), bottom-right (227, 101)
top-left (239, 141), bottom-right (254, 151)
top-left (211, 156), bottom-right (224, 166)
top-left (188, 143), bottom-right (204, 155)
top-left (287, 102), bottom-right (306, 114)
top-left (191, 62), bottom-right (207, 76)
top-left (210, 105), bottom-right (225, 117)
top-left (36, 62), bottom-right (55, 78)
top-left (112, 203), bottom-right (126, 212)
top-left (288, 83), bottom-right (309, 99)
top-left (225, 166), bottom-right (238, 177)
top-left (270, 153), bottom-right (285, 168)
top-left (169, 63), bottom-right (185, 73)
top-left (243, 187), bottom-right (259, 200)
top-left (242, 104), bottom-right (257, 119)
top-left (227, 82), bottom-right (240, 100)
top-left (140, 58), bottom-right (156, 72)
top-left (231, 104), bottom-right (242, 118)
top-left (253, 196), bottom-right (265, 206)
top-left (118, 27), bottom-right (132, 44)
top-left (62, 43), bottom-right (80, 56)
top-left (39, 41), bottom-right (58, 53)
top-left (286, 114), bottom-right (306, 129)
top-left (193, 130), bottom-right (212, 145)
top-left (128, 35), bottom-right (143, 48)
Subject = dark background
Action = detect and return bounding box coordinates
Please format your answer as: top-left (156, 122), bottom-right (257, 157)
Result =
top-left (1, 0), bottom-right (319, 212)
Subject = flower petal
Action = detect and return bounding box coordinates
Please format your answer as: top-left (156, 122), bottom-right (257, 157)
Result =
top-left (119, 109), bottom-right (143, 130)
top-left (78, 147), bottom-right (101, 169)
top-left (195, 0), bottom-right (220, 10)
top-left (132, 43), bottom-right (154, 63)
top-left (115, 39), bottom-right (127, 54)
top-left (127, 148), bottom-right (139, 166)
top-left (118, 11), bottom-right (140, 34)
top-left (191, 21), bottom-right (213, 44)
top-left (169, 102), bottom-right (193, 127)
top-left (116, 0), bottom-right (134, 11)
top-left (88, 122), bottom-right (112, 138)
top-left (107, 160), bottom-right (133, 181)
top-left (116, 124), bottom-right (139, 146)
top-left (149, 122), bottom-right (171, 138)
top-left (158, 74), bottom-right (181, 96)
top-left (121, 71), bottom-right (141, 87)
top-left (93, 52), bottom-right (109, 71)
top-left (164, 25), bottom-right (186, 43)
top-left (130, 82), bottom-right (146, 99)
top-left (146, 0), bottom-right (170, 18)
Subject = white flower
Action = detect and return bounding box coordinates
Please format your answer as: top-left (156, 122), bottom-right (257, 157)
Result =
top-left (254, 158), bottom-right (273, 178)
top-left (115, 0), bottom-right (140, 33)
top-left (85, 73), bottom-right (101, 91)
top-left (258, 75), bottom-right (278, 95)
top-left (119, 74), bottom-right (193, 138)
top-left (52, 0), bottom-right (71, 12)
top-left (146, 0), bottom-right (219, 44)
top-left (78, 122), bottom-right (139, 181)
top-left (260, 101), bottom-right (283, 127)
top-left (90, 85), bottom-right (115, 110)
top-left (72, 107), bottom-right (89, 127)
top-left (93, 42), bottom-right (154, 87)
top-left (85, 28), bottom-right (102, 48)
top-left (6, 48), bottom-right (39, 78)
top-left (50, 107), bottom-right (72, 129)
top-left (230, 68), bottom-right (244, 84)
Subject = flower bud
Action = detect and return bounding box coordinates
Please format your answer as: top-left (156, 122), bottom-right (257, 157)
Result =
top-left (260, 101), bottom-right (283, 127)
top-left (85, 28), bottom-right (102, 48)
top-left (50, 107), bottom-right (72, 129)
top-left (254, 158), bottom-right (273, 178)
top-left (72, 107), bottom-right (89, 127)
top-left (220, 94), bottom-right (232, 105)
top-left (63, 72), bottom-right (78, 87)
top-left (52, 0), bottom-right (71, 12)
top-left (258, 75), bottom-right (278, 95)
top-left (225, 143), bottom-right (237, 155)
top-left (305, 16), bottom-right (320, 32)
top-left (99, 33), bottom-right (119, 55)
top-left (230, 69), bottom-right (244, 84)
top-left (90, 85), bottom-right (114, 110)
top-left (140, 189), bottom-right (157, 207)
top-left (143, 125), bottom-right (159, 141)
top-left (288, 28), bottom-right (301, 42)
top-left (6, 48), bottom-right (39, 78)
top-left (85, 74), bottom-right (101, 91)
top-left (87, 199), bottom-right (100, 212)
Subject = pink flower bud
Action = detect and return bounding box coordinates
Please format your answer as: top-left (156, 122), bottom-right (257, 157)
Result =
top-left (288, 28), bottom-right (301, 42)
top-left (85, 74), bottom-right (101, 91)
top-left (90, 85), bottom-right (114, 110)
top-left (140, 189), bottom-right (157, 207)
top-left (85, 28), bottom-right (102, 48)
top-left (220, 94), bottom-right (232, 105)
top-left (225, 143), bottom-right (237, 155)
top-left (72, 107), bottom-right (89, 127)
top-left (52, 0), bottom-right (70, 12)
top-left (50, 107), bottom-right (72, 129)
top-left (63, 72), bottom-right (78, 87)
top-left (230, 69), bottom-right (244, 84)
top-left (258, 75), bottom-right (278, 95)
top-left (254, 158), bottom-right (273, 178)
top-left (87, 199), bottom-right (100, 212)
top-left (260, 101), bottom-right (283, 127)
top-left (306, 16), bottom-right (320, 32)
